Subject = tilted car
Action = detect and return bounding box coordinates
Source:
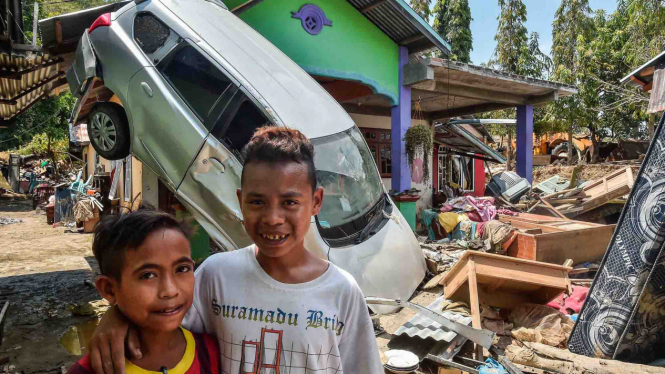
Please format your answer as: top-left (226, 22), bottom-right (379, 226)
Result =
top-left (67, 0), bottom-right (426, 312)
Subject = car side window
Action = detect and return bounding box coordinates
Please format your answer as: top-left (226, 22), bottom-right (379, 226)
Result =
top-left (158, 44), bottom-right (233, 122)
top-left (211, 92), bottom-right (271, 159)
top-left (134, 13), bottom-right (170, 54)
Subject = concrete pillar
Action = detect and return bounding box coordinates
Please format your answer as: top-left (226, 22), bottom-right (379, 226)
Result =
top-left (391, 46), bottom-right (411, 192)
top-left (516, 105), bottom-right (533, 184)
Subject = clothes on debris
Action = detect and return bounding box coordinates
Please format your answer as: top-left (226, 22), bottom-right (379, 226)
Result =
top-left (421, 209), bottom-right (439, 240)
top-left (481, 220), bottom-right (515, 253)
top-left (438, 212), bottom-right (468, 233)
top-left (509, 304), bottom-right (574, 348)
top-left (477, 358), bottom-right (509, 374)
top-left (547, 286), bottom-right (589, 315)
top-left (74, 199), bottom-right (96, 222)
top-left (446, 196), bottom-right (498, 222)
top-left (439, 300), bottom-right (471, 317)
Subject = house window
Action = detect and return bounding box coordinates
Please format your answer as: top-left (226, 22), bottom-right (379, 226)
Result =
top-left (438, 146), bottom-right (475, 192)
top-left (362, 128), bottom-right (391, 177)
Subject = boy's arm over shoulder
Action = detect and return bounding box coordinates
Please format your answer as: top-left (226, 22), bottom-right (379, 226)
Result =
top-left (336, 268), bottom-right (384, 374)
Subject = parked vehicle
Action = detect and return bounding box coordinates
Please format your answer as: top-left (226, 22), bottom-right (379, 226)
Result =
top-left (67, 0), bottom-right (426, 312)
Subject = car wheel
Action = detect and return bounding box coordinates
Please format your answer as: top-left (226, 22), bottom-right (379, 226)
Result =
top-left (88, 102), bottom-right (130, 160)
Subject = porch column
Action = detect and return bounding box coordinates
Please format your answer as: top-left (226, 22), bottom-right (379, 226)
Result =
top-left (516, 105), bottom-right (533, 184)
top-left (391, 46), bottom-right (411, 192)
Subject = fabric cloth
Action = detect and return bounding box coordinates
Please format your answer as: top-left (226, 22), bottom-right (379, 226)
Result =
top-left (547, 286), bottom-right (589, 315)
top-left (447, 196), bottom-right (497, 222)
top-left (67, 328), bottom-right (220, 374)
top-left (440, 204), bottom-right (454, 213)
top-left (510, 304), bottom-right (574, 348)
top-left (421, 209), bottom-right (439, 240)
top-left (481, 220), bottom-right (514, 246)
top-left (496, 209), bottom-right (519, 217)
top-left (438, 212), bottom-right (468, 233)
top-left (73, 199), bottom-right (95, 222)
top-left (466, 211), bottom-right (483, 222)
top-left (183, 246), bottom-right (383, 374)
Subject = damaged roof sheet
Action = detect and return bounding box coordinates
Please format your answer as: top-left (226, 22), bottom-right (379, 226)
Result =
top-left (435, 123), bottom-right (506, 164)
top-left (0, 52), bottom-right (66, 124)
top-left (394, 296), bottom-right (473, 341)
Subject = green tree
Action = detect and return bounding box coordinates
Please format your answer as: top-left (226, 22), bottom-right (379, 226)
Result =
top-left (409, 0), bottom-right (432, 22)
top-left (490, 0), bottom-right (529, 75)
top-left (549, 0), bottom-right (592, 162)
top-left (433, 0), bottom-right (473, 62)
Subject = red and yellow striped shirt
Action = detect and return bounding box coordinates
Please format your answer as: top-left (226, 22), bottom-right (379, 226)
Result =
top-left (67, 328), bottom-right (220, 374)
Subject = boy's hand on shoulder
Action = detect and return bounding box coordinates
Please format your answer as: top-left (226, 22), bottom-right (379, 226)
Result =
top-left (89, 305), bottom-right (142, 374)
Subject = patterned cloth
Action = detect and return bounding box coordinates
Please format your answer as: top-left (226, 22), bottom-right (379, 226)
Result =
top-left (447, 196), bottom-right (497, 222)
top-left (568, 115), bottom-right (665, 363)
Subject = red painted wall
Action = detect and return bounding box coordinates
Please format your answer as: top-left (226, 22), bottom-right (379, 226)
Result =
top-left (473, 157), bottom-right (485, 197)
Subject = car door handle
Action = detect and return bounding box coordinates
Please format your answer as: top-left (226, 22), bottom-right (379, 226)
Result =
top-left (208, 157), bottom-right (225, 173)
top-left (141, 82), bottom-right (153, 97)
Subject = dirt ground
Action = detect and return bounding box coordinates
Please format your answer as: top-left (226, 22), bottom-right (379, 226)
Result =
top-left (0, 198), bottom-right (101, 373)
top-left (488, 163), bottom-right (641, 185)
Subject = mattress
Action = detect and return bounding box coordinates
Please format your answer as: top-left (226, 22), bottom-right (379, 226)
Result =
top-left (568, 116), bottom-right (665, 363)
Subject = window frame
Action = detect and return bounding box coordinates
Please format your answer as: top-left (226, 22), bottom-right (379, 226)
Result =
top-left (437, 146), bottom-right (475, 192)
top-left (156, 40), bottom-right (238, 129)
top-left (361, 128), bottom-right (392, 178)
top-left (209, 87), bottom-right (273, 161)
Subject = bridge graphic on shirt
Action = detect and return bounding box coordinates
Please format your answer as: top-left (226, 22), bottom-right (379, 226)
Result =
top-left (220, 328), bottom-right (343, 374)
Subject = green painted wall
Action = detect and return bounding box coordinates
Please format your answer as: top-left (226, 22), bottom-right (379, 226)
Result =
top-left (224, 0), bottom-right (399, 104)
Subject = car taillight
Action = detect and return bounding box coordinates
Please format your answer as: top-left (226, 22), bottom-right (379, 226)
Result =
top-left (89, 13), bottom-right (112, 33)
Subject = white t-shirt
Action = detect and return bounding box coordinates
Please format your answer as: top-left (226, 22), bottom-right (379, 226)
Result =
top-left (183, 246), bottom-right (384, 374)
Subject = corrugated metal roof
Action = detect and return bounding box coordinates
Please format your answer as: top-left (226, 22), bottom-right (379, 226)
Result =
top-left (0, 52), bottom-right (65, 123)
top-left (347, 0), bottom-right (450, 56)
top-left (394, 296), bottom-right (473, 341)
top-left (620, 49), bottom-right (665, 87)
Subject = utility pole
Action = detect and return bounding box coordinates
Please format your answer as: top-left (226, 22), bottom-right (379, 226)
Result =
top-left (32, 2), bottom-right (38, 46)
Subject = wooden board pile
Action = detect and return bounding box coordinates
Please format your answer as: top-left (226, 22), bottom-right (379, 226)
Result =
top-left (537, 167), bottom-right (634, 218)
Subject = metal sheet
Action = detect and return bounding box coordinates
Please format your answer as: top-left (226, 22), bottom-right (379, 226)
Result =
top-left (393, 296), bottom-right (474, 342)
top-left (436, 123), bottom-right (506, 163)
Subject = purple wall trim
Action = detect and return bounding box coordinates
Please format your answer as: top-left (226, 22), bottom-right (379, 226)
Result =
top-left (391, 46), bottom-right (412, 192)
top-left (291, 4), bottom-right (332, 36)
top-left (516, 104), bottom-right (534, 184)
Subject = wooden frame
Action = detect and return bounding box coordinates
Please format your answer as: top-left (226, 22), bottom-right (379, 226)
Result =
top-left (361, 127), bottom-right (392, 178)
top-left (440, 251), bottom-right (571, 360)
top-left (498, 213), bottom-right (615, 264)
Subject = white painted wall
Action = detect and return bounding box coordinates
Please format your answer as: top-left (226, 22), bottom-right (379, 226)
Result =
top-left (350, 113), bottom-right (434, 215)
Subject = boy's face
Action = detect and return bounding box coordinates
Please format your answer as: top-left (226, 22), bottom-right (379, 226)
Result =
top-left (238, 161), bottom-right (323, 259)
top-left (96, 229), bottom-right (195, 333)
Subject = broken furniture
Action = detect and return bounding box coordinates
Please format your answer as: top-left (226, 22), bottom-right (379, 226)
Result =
top-left (569, 115), bottom-right (665, 363)
top-left (549, 167), bottom-right (635, 217)
top-left (498, 213), bottom-right (615, 264)
top-left (440, 251), bottom-right (572, 359)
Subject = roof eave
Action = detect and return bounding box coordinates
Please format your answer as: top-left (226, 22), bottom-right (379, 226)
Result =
top-left (388, 0), bottom-right (451, 55)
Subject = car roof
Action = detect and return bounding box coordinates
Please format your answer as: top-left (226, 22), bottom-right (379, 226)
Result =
top-left (159, 0), bottom-right (355, 139)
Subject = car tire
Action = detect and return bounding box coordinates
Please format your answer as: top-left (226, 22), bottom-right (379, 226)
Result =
top-left (88, 102), bottom-right (130, 160)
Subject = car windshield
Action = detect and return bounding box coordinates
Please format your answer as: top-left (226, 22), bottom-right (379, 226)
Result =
top-left (312, 127), bottom-right (384, 229)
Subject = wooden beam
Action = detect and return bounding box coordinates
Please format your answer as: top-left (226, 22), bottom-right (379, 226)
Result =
top-left (640, 65), bottom-right (656, 77)
top-left (360, 0), bottom-right (388, 13)
top-left (643, 81), bottom-right (653, 92)
top-left (231, 0), bottom-right (263, 15)
top-left (629, 75), bottom-right (647, 87)
top-left (399, 34), bottom-right (426, 46)
top-left (55, 20), bottom-right (63, 45)
top-left (429, 102), bottom-right (515, 120)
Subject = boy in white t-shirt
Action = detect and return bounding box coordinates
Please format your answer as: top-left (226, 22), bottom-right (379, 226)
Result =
top-left (88, 126), bottom-right (384, 374)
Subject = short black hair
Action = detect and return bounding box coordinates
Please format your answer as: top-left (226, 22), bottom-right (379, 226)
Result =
top-left (92, 210), bottom-right (192, 281)
top-left (240, 126), bottom-right (317, 191)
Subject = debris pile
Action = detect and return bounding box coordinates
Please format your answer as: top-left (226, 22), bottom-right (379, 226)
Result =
top-left (0, 217), bottom-right (21, 226)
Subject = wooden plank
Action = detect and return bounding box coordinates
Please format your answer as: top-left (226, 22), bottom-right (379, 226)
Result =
top-left (507, 233), bottom-right (537, 260)
top-left (526, 225), bottom-right (614, 264)
top-left (474, 257), bottom-right (570, 290)
top-left (485, 279), bottom-right (506, 292)
top-left (540, 197), bottom-right (570, 220)
top-left (467, 258), bottom-right (484, 360)
top-left (424, 271), bottom-right (448, 290)
top-left (442, 255), bottom-right (470, 295)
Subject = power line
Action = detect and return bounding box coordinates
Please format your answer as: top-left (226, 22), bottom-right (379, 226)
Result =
top-left (0, 111), bottom-right (62, 144)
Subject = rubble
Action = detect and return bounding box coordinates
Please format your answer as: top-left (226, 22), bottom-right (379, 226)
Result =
top-left (0, 217), bottom-right (21, 226)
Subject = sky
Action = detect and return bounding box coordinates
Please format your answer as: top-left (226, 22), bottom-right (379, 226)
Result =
top-left (459, 0), bottom-right (619, 65)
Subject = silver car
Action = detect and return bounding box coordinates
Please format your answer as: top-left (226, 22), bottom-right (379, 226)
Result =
top-left (67, 0), bottom-right (426, 312)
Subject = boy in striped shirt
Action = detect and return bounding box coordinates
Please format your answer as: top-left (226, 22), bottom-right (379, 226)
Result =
top-left (67, 210), bottom-right (220, 374)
